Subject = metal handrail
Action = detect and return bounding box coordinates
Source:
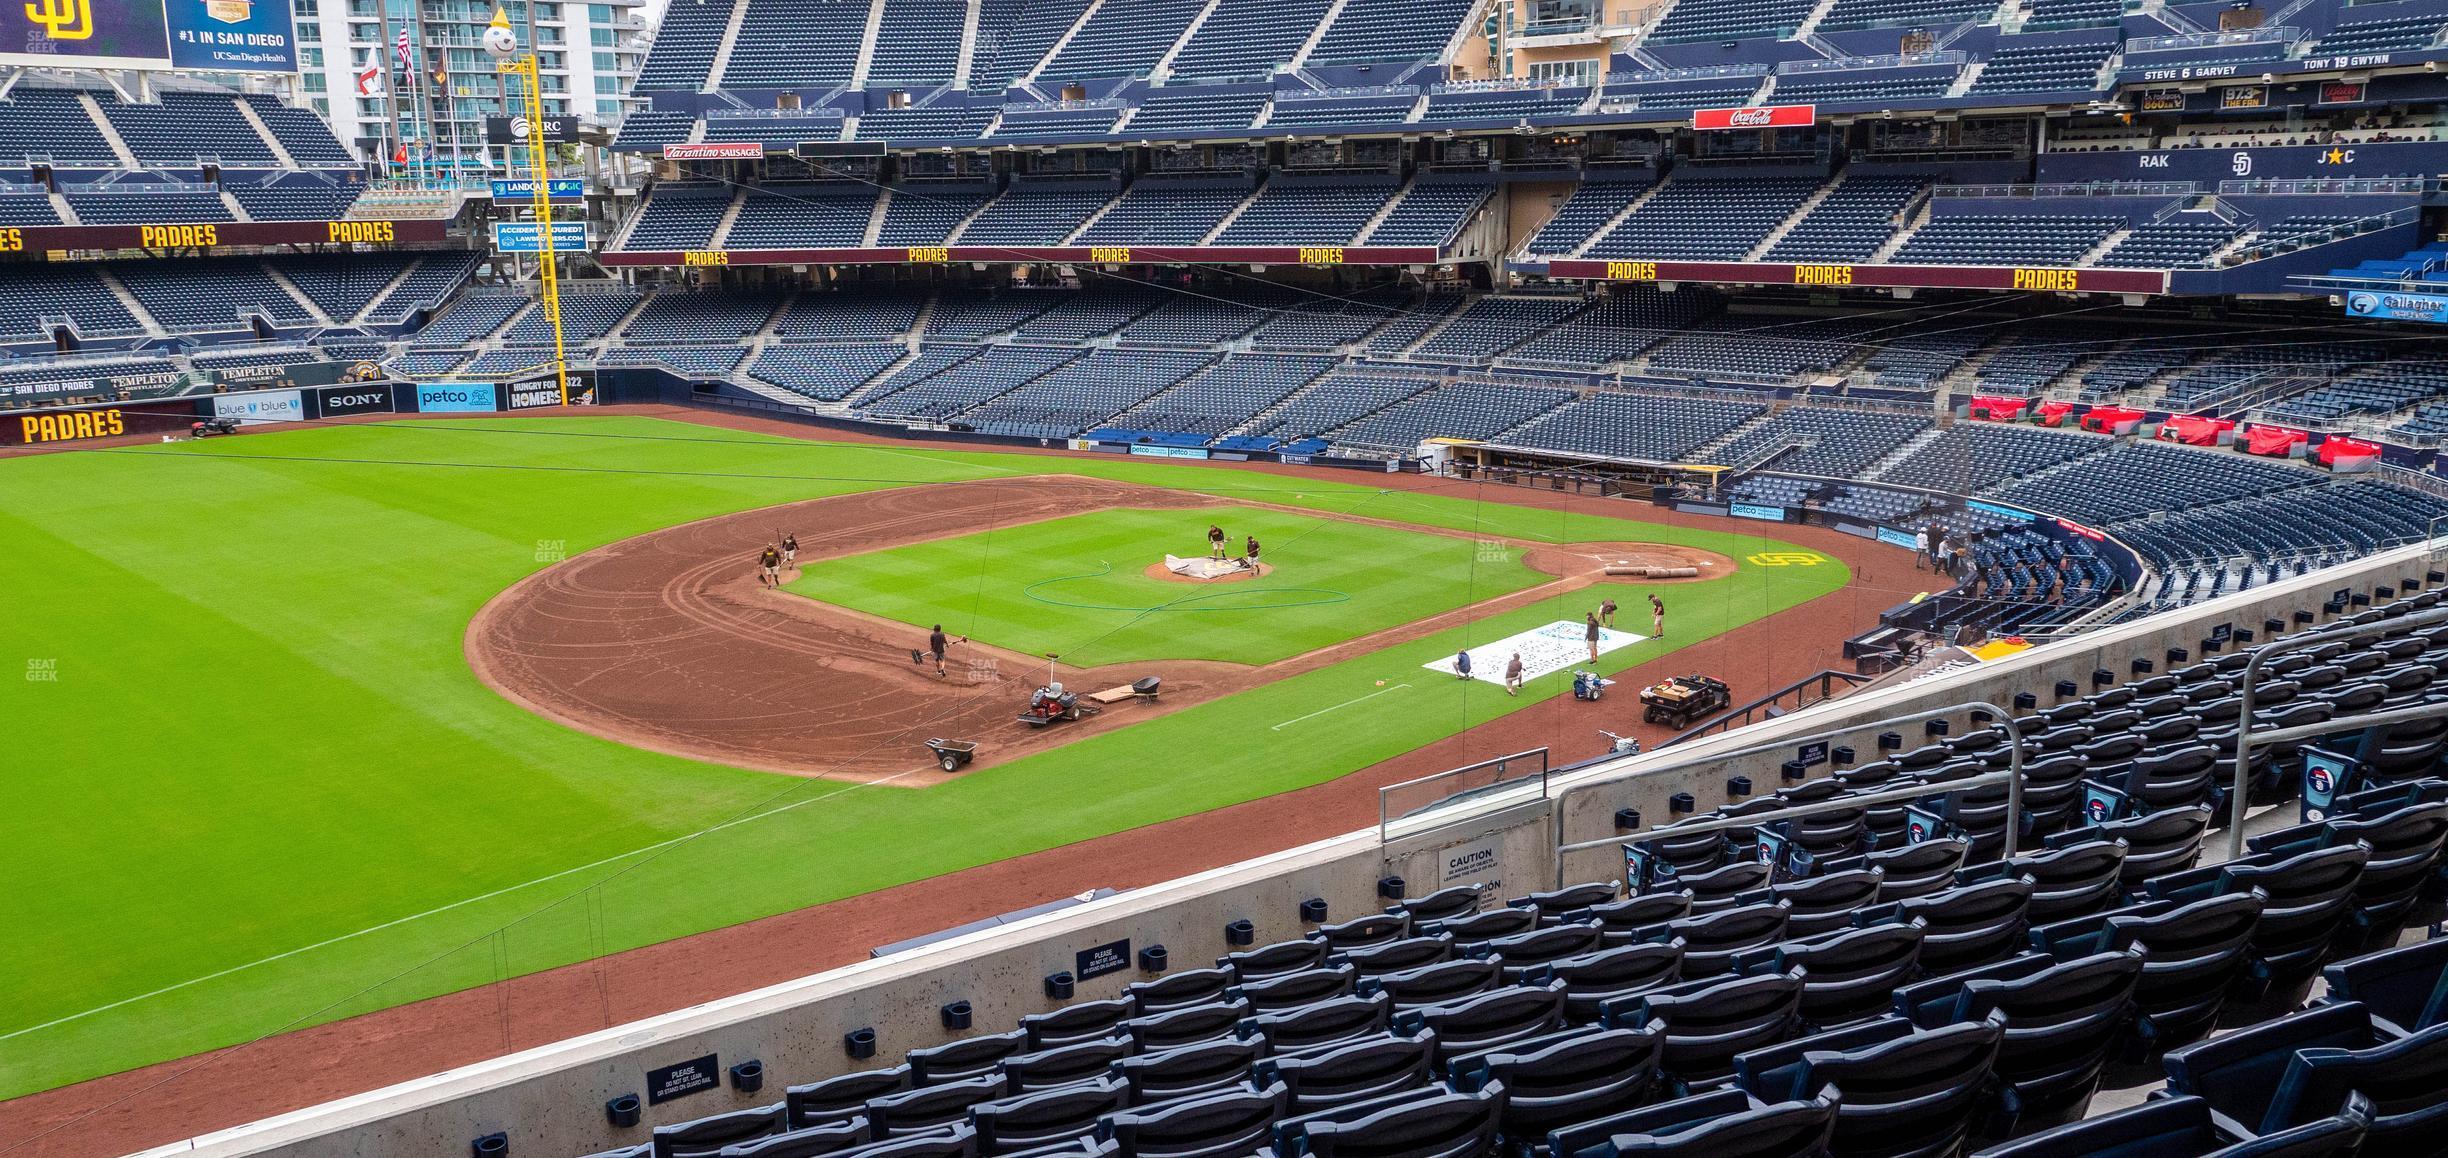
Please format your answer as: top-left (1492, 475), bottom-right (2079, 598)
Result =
top-left (1549, 699), bottom-right (2022, 887)
top-left (1560, 768), bottom-right (2026, 886)
top-left (1661, 669), bottom-right (1875, 746)
top-left (1380, 748), bottom-right (1552, 840)
top-left (2225, 600), bottom-right (2448, 858)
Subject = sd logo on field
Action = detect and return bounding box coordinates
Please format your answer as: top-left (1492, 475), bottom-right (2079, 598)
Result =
top-left (1745, 551), bottom-right (1827, 567)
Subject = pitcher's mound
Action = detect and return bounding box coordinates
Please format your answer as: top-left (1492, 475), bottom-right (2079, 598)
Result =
top-left (1524, 542), bottom-right (1731, 579)
top-left (1147, 556), bottom-right (1272, 583)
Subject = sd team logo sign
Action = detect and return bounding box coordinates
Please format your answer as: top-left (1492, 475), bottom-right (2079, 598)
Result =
top-left (4, 0), bottom-right (170, 70)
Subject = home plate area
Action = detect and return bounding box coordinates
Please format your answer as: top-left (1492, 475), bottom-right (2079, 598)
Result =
top-left (1423, 620), bottom-right (1647, 685)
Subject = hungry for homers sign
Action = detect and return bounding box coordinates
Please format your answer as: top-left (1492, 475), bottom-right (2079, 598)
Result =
top-left (1424, 620), bottom-right (1646, 685)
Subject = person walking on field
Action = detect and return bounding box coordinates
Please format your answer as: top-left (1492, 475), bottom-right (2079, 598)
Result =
top-left (928, 624), bottom-right (960, 678)
top-left (781, 532), bottom-right (799, 568)
top-left (1914, 526), bottom-right (1931, 571)
top-left (1601, 597), bottom-right (1618, 628)
top-left (1505, 652), bottom-right (1524, 697)
top-left (758, 544), bottom-right (782, 588)
top-left (1208, 524), bottom-right (1227, 561)
top-left (1650, 593), bottom-right (1665, 638)
top-left (1585, 612), bottom-right (1602, 662)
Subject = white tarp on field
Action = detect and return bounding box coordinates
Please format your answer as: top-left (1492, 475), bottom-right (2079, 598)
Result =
top-left (1164, 553), bottom-right (1257, 580)
top-left (1423, 620), bottom-right (1647, 685)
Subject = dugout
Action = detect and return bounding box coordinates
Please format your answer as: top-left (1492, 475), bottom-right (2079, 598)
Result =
top-left (1425, 438), bottom-right (1731, 500)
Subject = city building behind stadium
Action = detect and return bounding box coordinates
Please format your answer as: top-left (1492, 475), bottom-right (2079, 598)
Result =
top-left (12, 0), bottom-right (2448, 1155)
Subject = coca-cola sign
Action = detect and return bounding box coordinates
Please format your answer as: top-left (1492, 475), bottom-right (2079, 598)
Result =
top-left (1691, 104), bottom-right (1817, 131)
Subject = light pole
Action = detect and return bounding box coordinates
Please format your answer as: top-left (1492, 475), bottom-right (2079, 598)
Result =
top-left (486, 6), bottom-right (572, 406)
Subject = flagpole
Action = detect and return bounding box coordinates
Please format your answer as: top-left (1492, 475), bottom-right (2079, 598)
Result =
top-left (377, 7), bottom-right (404, 176)
top-left (411, 0), bottom-right (434, 179)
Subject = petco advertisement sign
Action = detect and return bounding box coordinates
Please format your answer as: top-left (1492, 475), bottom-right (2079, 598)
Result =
top-left (2347, 290), bottom-right (2448, 325)
top-left (1692, 104), bottom-right (1815, 131)
top-left (414, 383), bottom-right (498, 413)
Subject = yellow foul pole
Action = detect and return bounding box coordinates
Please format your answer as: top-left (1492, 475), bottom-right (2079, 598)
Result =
top-left (490, 8), bottom-right (571, 405)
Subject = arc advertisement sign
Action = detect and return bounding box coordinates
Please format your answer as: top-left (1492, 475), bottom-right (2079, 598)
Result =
top-left (3, 0), bottom-right (294, 72)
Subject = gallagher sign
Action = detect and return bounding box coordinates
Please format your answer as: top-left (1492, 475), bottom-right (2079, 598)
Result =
top-left (1692, 104), bottom-right (1815, 131)
top-left (2346, 290), bottom-right (2448, 325)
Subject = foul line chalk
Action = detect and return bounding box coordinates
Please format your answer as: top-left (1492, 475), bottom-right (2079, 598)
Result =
top-left (1272, 682), bottom-right (1411, 731)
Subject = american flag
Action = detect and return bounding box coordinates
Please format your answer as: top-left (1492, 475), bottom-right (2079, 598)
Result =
top-left (394, 27), bottom-right (412, 69)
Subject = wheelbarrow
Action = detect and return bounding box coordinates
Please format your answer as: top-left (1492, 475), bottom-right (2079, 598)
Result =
top-left (925, 738), bottom-right (978, 773)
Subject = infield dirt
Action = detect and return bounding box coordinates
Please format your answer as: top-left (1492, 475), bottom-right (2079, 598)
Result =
top-left (466, 475), bottom-right (1730, 780)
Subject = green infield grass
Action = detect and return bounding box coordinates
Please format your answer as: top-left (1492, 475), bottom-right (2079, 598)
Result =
top-left (790, 506), bottom-right (1550, 665)
top-left (0, 414), bottom-right (1847, 1099)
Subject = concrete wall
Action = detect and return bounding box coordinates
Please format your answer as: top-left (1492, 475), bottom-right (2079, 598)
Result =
top-left (154, 539), bottom-right (2445, 1158)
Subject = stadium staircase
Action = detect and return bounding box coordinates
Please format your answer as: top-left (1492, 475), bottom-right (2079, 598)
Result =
top-left (1062, 193), bottom-right (1131, 242)
top-left (1745, 177), bottom-right (1846, 261)
top-left (1791, 0), bottom-right (1846, 42)
top-left (1856, 424), bottom-right (1949, 478)
top-left (228, 99), bottom-right (299, 169)
top-left (76, 93), bottom-right (140, 168)
top-left (1382, 296), bottom-right (1477, 355)
top-left (708, 194), bottom-right (748, 251)
top-left (1195, 187), bottom-right (1269, 244)
top-left (954, 0), bottom-right (983, 86)
top-left (1870, 201), bottom-right (1937, 262)
top-left (1352, 181), bottom-right (1424, 244)
top-left (704, 0), bottom-right (753, 92)
top-left (94, 269), bottom-right (163, 336)
top-left (47, 190), bottom-right (78, 225)
top-left (1685, 406), bottom-right (1785, 462)
top-left (1023, 0), bottom-right (1115, 84)
top-left (1150, 0), bottom-right (1229, 81)
top-left (2076, 228), bottom-right (2133, 268)
top-left (1567, 182), bottom-right (1670, 258)
top-left (850, 0), bottom-right (893, 88)
top-left (1946, 62), bottom-right (1986, 96)
top-left (862, 192), bottom-right (892, 245)
top-left (262, 266), bottom-right (333, 326)
top-left (217, 187), bottom-right (251, 223)
top-left (1286, 0), bottom-right (1355, 68)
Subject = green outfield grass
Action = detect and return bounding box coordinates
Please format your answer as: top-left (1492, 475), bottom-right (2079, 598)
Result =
top-left (0, 415), bottom-right (1848, 1099)
top-left (791, 506), bottom-right (1549, 665)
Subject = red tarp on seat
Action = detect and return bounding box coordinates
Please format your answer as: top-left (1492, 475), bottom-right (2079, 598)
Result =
top-left (1968, 396), bottom-right (2029, 421)
top-left (2036, 400), bottom-right (2077, 427)
top-left (2244, 425), bottom-right (2310, 457)
top-left (2080, 406), bottom-right (2146, 435)
top-left (2318, 435), bottom-right (2384, 467)
top-left (2158, 415), bottom-right (2235, 446)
